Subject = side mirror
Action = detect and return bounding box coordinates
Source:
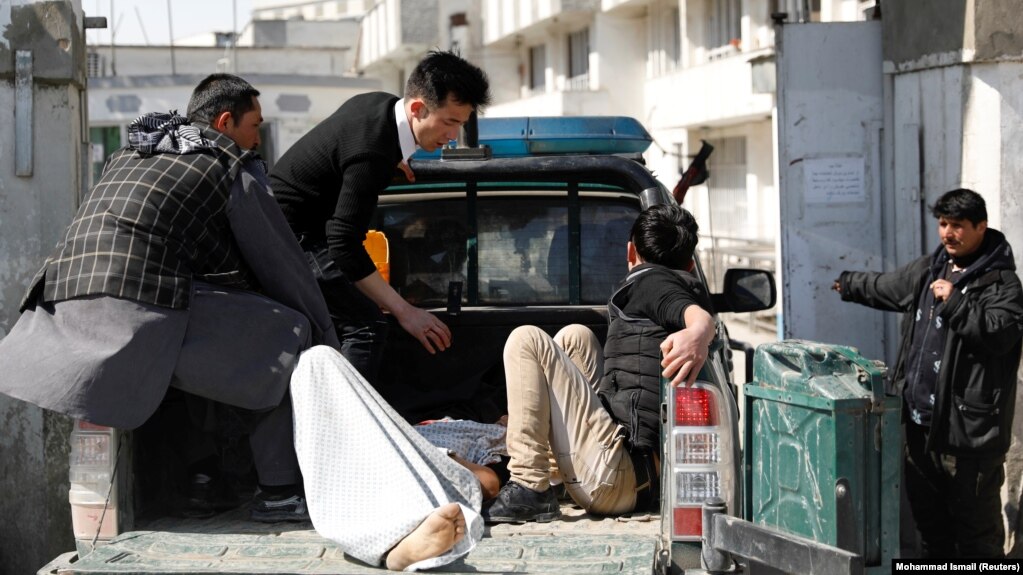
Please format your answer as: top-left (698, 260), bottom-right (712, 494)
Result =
top-left (711, 268), bottom-right (776, 313)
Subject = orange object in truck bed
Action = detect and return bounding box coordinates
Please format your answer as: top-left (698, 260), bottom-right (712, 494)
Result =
top-left (363, 229), bottom-right (390, 284)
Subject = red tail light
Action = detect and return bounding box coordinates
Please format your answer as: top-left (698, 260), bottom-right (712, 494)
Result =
top-left (674, 387), bottom-right (719, 426)
top-left (669, 382), bottom-right (733, 540)
top-left (673, 507), bottom-right (703, 537)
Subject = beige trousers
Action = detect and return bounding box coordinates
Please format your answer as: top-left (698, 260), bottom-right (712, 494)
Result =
top-left (503, 324), bottom-right (637, 515)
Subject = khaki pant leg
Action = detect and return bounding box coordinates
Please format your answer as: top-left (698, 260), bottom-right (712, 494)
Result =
top-left (547, 324), bottom-right (605, 484)
top-left (504, 325), bottom-right (636, 514)
top-left (553, 324), bottom-right (604, 388)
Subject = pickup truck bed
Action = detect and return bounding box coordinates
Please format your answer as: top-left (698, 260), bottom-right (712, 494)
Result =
top-left (39, 502), bottom-right (662, 574)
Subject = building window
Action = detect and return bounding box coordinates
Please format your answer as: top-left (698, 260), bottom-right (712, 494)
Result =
top-left (567, 28), bottom-right (589, 91)
top-left (704, 136), bottom-right (748, 238)
top-left (666, 7), bottom-right (680, 69)
top-left (214, 32), bottom-right (237, 48)
top-left (87, 52), bottom-right (104, 77)
top-left (652, 5), bottom-right (681, 77)
top-left (706, 0), bottom-right (741, 55)
top-left (673, 142), bottom-right (687, 185)
top-left (89, 126), bottom-right (121, 184)
top-left (529, 44), bottom-right (546, 93)
top-left (257, 123), bottom-right (276, 169)
top-left (772, 0), bottom-right (821, 22)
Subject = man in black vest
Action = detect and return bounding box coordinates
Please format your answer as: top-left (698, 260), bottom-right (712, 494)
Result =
top-left (271, 51), bottom-right (490, 383)
top-left (834, 188), bottom-right (1023, 558)
top-left (0, 74), bottom-right (337, 522)
top-left (484, 204), bottom-right (716, 522)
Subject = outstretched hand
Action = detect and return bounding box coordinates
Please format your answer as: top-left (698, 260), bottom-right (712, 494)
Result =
top-left (397, 306), bottom-right (452, 354)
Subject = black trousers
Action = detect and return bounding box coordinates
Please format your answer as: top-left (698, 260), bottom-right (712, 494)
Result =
top-left (176, 391), bottom-right (300, 487)
top-left (302, 243), bottom-right (391, 384)
top-left (903, 419), bottom-right (1006, 558)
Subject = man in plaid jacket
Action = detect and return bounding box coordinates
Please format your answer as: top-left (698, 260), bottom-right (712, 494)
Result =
top-left (0, 74), bottom-right (336, 521)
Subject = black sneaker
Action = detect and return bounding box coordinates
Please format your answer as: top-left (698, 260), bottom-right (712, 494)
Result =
top-left (250, 490), bottom-right (310, 523)
top-left (482, 481), bottom-right (561, 523)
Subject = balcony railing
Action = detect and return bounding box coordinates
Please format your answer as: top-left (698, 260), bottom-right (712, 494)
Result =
top-left (564, 73), bottom-right (590, 92)
top-left (483, 0), bottom-right (597, 46)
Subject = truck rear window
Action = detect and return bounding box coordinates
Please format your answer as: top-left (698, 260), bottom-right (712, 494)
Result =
top-left (373, 190), bottom-right (640, 306)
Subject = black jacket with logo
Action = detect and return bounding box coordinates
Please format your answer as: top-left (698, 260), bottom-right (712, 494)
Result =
top-left (839, 228), bottom-right (1023, 457)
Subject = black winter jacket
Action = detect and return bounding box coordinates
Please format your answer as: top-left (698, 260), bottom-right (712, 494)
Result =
top-left (598, 265), bottom-right (709, 452)
top-left (838, 229), bottom-right (1023, 457)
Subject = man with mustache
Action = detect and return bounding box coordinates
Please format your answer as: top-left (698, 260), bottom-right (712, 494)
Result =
top-left (833, 188), bottom-right (1023, 558)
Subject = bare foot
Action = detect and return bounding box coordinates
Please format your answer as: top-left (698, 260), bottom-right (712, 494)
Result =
top-left (385, 503), bottom-right (466, 571)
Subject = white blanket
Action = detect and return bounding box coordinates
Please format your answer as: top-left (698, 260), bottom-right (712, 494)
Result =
top-left (290, 346), bottom-right (483, 570)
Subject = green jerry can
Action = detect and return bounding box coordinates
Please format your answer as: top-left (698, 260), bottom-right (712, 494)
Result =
top-left (743, 340), bottom-right (901, 573)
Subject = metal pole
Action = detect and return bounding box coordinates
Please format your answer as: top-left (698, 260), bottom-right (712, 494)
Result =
top-left (701, 498), bottom-right (732, 573)
top-left (134, 6), bottom-right (149, 45)
top-left (232, 0), bottom-right (238, 72)
top-left (109, 0), bottom-right (116, 75)
top-left (167, 0), bottom-right (176, 75)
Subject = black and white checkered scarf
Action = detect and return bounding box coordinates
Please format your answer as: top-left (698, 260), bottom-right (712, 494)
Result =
top-left (127, 111), bottom-right (215, 155)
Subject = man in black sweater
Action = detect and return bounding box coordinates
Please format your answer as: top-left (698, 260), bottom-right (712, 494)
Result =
top-left (271, 51), bottom-right (490, 382)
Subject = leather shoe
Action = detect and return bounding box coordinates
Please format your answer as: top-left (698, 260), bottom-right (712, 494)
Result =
top-left (483, 481), bottom-right (561, 523)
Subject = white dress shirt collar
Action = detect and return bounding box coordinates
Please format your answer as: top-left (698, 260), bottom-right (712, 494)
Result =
top-left (394, 98), bottom-right (417, 162)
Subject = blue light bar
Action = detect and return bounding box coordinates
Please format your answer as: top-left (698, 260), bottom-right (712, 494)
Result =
top-left (413, 116), bottom-right (653, 159)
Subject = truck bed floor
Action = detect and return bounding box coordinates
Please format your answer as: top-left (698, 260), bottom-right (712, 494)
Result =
top-left (41, 502), bottom-right (661, 574)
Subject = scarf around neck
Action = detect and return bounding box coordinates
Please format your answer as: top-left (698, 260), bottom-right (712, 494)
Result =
top-left (127, 111), bottom-right (216, 155)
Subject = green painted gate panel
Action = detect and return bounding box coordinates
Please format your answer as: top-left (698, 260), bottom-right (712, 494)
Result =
top-left (743, 340), bottom-right (901, 573)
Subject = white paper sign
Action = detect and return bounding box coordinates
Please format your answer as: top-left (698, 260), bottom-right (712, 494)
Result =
top-left (804, 157), bottom-right (865, 204)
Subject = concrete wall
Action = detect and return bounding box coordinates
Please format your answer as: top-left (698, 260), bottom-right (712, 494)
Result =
top-left (884, 0), bottom-right (1023, 72)
top-left (86, 74), bottom-right (381, 181)
top-left (592, 10), bottom-right (644, 119)
top-left (0, 1), bottom-right (85, 572)
top-left (89, 45), bottom-right (355, 78)
top-left (974, 1), bottom-right (1023, 60)
top-left (359, 0), bottom-right (439, 71)
top-left (252, 0), bottom-right (371, 21)
top-left (250, 18), bottom-right (361, 49)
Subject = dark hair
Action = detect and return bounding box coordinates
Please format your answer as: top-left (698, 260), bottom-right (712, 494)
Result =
top-left (405, 50), bottom-right (491, 111)
top-left (186, 73), bottom-right (260, 124)
top-left (930, 188), bottom-right (987, 225)
top-left (630, 204), bottom-right (700, 270)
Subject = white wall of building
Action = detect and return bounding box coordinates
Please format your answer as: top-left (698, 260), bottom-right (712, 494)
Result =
top-left (252, 0), bottom-right (371, 21)
top-left (88, 45), bottom-right (355, 77)
top-left (592, 10), bottom-right (644, 119)
top-left (88, 75), bottom-right (379, 163)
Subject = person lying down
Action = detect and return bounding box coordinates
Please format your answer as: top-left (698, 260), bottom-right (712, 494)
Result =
top-left (289, 346), bottom-right (484, 571)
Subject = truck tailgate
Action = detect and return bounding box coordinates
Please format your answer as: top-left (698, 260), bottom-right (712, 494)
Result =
top-left (39, 503), bottom-right (661, 574)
